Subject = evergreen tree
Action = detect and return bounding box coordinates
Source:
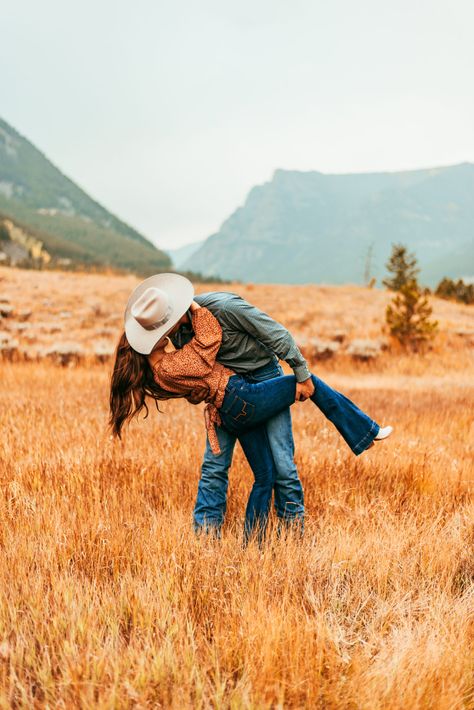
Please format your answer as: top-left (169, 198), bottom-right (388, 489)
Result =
top-left (383, 244), bottom-right (419, 291)
top-left (383, 243), bottom-right (438, 349)
top-left (386, 281), bottom-right (438, 350)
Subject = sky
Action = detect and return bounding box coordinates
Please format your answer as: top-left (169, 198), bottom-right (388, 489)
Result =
top-left (1, 0), bottom-right (474, 251)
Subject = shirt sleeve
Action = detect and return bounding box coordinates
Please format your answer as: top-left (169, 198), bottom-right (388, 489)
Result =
top-left (223, 298), bottom-right (311, 382)
top-left (157, 307), bottom-right (222, 383)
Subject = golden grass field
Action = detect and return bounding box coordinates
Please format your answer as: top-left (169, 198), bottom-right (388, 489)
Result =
top-left (0, 266), bottom-right (473, 708)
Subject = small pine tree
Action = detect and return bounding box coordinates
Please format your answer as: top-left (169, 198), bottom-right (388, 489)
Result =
top-left (386, 280), bottom-right (438, 350)
top-left (383, 244), bottom-right (419, 291)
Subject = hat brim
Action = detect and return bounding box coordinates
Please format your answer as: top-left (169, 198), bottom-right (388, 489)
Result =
top-left (124, 273), bottom-right (194, 354)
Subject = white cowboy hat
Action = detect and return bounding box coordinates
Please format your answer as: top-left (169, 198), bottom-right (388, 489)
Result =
top-left (124, 273), bottom-right (194, 354)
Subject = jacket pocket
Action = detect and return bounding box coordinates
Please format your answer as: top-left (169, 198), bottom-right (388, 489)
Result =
top-left (221, 391), bottom-right (256, 425)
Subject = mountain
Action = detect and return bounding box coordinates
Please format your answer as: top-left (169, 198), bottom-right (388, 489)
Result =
top-left (0, 117), bottom-right (170, 274)
top-left (165, 239), bottom-right (205, 268)
top-left (184, 165), bottom-right (474, 286)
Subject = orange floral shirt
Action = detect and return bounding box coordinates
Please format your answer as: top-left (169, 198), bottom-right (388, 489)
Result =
top-left (151, 307), bottom-right (235, 454)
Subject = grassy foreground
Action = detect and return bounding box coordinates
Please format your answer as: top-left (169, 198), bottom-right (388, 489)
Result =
top-left (0, 357), bottom-right (473, 708)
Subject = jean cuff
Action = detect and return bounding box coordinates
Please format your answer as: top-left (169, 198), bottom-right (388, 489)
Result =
top-left (353, 421), bottom-right (380, 455)
top-left (193, 520), bottom-right (222, 537)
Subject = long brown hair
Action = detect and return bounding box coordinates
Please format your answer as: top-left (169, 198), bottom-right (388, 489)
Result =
top-left (109, 332), bottom-right (180, 439)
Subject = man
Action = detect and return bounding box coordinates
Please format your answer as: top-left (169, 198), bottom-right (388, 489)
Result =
top-left (171, 291), bottom-right (315, 535)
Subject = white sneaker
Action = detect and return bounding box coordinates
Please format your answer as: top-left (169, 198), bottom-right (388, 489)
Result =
top-left (374, 425), bottom-right (393, 441)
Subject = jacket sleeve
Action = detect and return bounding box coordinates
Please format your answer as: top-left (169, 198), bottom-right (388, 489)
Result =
top-left (223, 298), bottom-right (311, 382)
top-left (158, 307), bottom-right (222, 382)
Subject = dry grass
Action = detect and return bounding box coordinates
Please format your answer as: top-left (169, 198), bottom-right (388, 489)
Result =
top-left (0, 267), bottom-right (473, 708)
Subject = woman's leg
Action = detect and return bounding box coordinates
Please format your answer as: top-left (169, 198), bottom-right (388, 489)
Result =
top-left (310, 375), bottom-right (379, 454)
top-left (237, 424), bottom-right (279, 544)
top-left (221, 374), bottom-right (380, 455)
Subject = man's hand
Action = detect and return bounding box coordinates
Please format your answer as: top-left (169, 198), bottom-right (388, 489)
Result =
top-left (295, 377), bottom-right (315, 402)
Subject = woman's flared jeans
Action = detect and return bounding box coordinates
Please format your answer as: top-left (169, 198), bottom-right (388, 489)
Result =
top-left (219, 373), bottom-right (379, 542)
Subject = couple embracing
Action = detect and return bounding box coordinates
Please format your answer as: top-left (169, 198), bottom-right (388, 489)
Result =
top-left (109, 273), bottom-right (392, 541)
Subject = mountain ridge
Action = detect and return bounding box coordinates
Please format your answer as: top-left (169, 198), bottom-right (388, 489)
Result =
top-left (0, 117), bottom-right (171, 273)
top-left (184, 163), bottom-right (474, 286)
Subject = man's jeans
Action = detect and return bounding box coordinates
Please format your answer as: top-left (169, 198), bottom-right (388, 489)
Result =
top-left (193, 361), bottom-right (304, 534)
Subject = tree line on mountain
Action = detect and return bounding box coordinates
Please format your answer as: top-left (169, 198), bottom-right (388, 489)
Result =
top-left (0, 217), bottom-right (232, 285)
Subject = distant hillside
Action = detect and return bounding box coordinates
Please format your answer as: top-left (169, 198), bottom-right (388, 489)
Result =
top-left (184, 164), bottom-right (474, 286)
top-left (165, 239), bottom-right (204, 268)
top-left (0, 117), bottom-right (171, 274)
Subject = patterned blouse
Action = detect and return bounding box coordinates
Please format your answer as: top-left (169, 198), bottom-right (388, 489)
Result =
top-left (151, 307), bottom-right (235, 454)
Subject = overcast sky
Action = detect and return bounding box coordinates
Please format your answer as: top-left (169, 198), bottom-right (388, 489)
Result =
top-left (2, 0), bottom-right (473, 250)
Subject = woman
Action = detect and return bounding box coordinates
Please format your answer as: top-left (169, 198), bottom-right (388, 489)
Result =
top-left (110, 274), bottom-right (392, 540)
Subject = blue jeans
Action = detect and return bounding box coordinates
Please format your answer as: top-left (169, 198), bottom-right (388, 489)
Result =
top-left (193, 361), bottom-right (304, 536)
top-left (220, 373), bottom-right (380, 455)
top-left (218, 373), bottom-right (379, 542)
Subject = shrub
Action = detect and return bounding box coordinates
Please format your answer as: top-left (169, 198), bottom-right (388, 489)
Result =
top-left (435, 277), bottom-right (474, 305)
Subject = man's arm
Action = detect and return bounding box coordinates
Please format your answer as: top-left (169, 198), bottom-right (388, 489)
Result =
top-left (223, 298), bottom-right (312, 384)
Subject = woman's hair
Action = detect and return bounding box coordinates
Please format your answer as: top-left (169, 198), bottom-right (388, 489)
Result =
top-left (109, 332), bottom-right (180, 439)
